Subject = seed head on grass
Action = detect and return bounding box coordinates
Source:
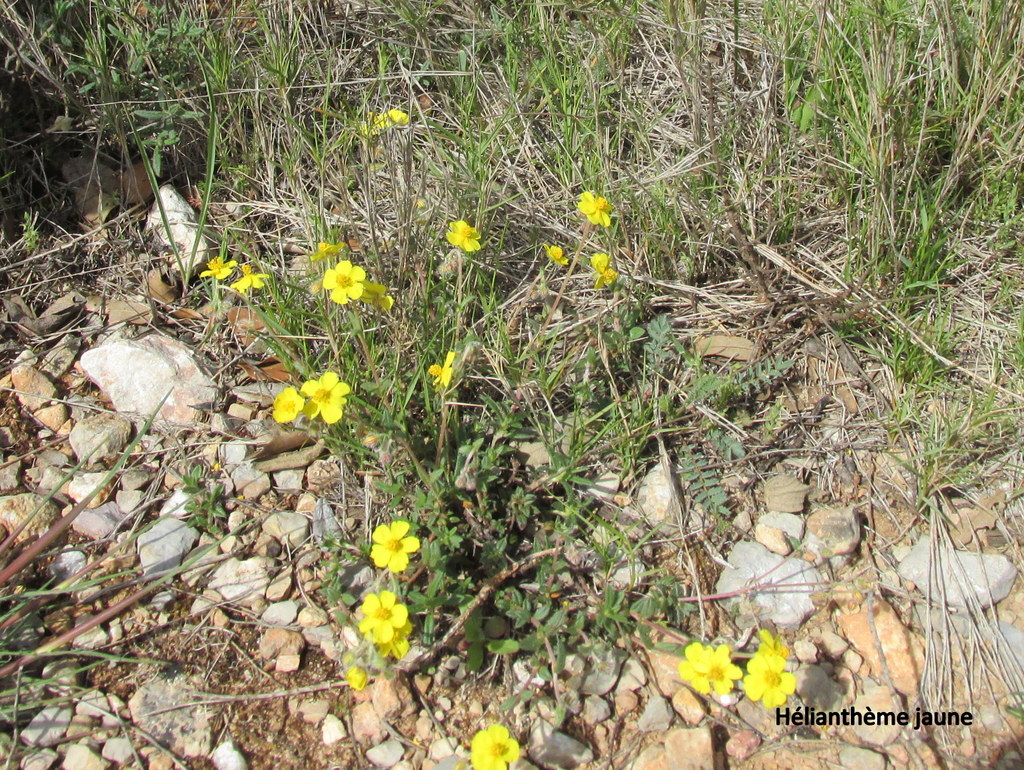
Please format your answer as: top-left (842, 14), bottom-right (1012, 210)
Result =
top-left (470, 725), bottom-right (521, 770)
top-left (677, 642), bottom-right (743, 696)
top-left (578, 191), bottom-right (612, 227)
top-left (300, 372), bottom-right (350, 424)
top-left (370, 520), bottom-right (420, 573)
top-left (230, 264), bottom-right (269, 294)
top-left (590, 253), bottom-right (618, 289)
top-left (322, 260), bottom-right (367, 304)
top-left (358, 590), bottom-right (409, 645)
top-left (428, 351), bottom-right (457, 391)
top-left (446, 220), bottom-right (482, 252)
top-left (544, 244), bottom-right (568, 266)
top-left (200, 256), bottom-right (237, 280)
top-left (272, 386), bottom-right (305, 423)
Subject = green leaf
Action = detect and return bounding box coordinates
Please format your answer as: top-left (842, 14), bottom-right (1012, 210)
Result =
top-left (466, 642), bottom-right (484, 672)
top-left (486, 639), bottom-right (520, 655)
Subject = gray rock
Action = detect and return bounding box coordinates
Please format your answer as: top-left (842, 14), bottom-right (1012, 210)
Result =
top-left (128, 675), bottom-right (210, 757)
top-left (579, 647), bottom-right (626, 696)
top-left (366, 740), bottom-right (404, 768)
top-left (263, 511), bottom-right (309, 549)
top-left (20, 749), bottom-right (59, 770)
top-left (528, 722), bottom-right (593, 769)
top-left (211, 740), bottom-right (248, 770)
top-left (0, 457), bottom-right (21, 492)
top-left (61, 743), bottom-right (106, 770)
top-left (231, 462), bottom-right (270, 500)
top-left (69, 413), bottom-right (132, 465)
top-left (637, 695), bottom-right (674, 731)
top-left (219, 441), bottom-right (249, 467)
top-left (311, 498), bottom-right (341, 542)
top-left (49, 550), bottom-right (87, 583)
top-left (137, 517), bottom-right (198, 576)
top-left (145, 185), bottom-right (213, 279)
top-left (261, 601), bottom-right (299, 626)
top-left (20, 705), bottom-right (72, 747)
top-left (581, 696), bottom-right (611, 724)
top-left (715, 541), bottom-right (824, 628)
top-left (79, 335), bottom-right (217, 427)
top-left (795, 664), bottom-right (845, 711)
top-left (897, 535), bottom-right (1017, 608)
top-left (272, 469), bottom-right (305, 491)
top-left (616, 658), bottom-right (647, 691)
top-left (850, 682), bottom-right (901, 746)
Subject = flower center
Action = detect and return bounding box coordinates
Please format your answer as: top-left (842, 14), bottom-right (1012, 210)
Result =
top-left (372, 606), bottom-right (393, 623)
top-left (707, 663), bottom-right (725, 682)
top-left (489, 741), bottom-right (508, 758)
top-left (763, 670), bottom-right (781, 688)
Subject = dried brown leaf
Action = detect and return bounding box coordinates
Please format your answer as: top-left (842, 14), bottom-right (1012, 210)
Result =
top-left (694, 335), bottom-right (754, 361)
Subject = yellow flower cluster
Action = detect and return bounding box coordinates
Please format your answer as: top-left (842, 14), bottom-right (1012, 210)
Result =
top-left (359, 108), bottom-right (410, 136)
top-left (371, 520), bottom-right (420, 574)
top-left (542, 193), bottom-right (618, 289)
top-left (272, 371), bottom-right (351, 425)
top-left (744, 630), bottom-right (797, 709)
top-left (358, 590), bottom-right (413, 660)
top-left (200, 258), bottom-right (270, 295)
top-left (319, 256), bottom-right (395, 310)
top-left (676, 630), bottom-right (796, 709)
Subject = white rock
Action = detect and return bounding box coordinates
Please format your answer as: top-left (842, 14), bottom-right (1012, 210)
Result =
top-left (20, 749), bottom-right (59, 770)
top-left (20, 705), bottom-right (72, 747)
top-left (159, 489), bottom-right (191, 518)
top-left (50, 550), bottom-right (87, 583)
top-left (898, 535), bottom-right (1017, 608)
top-left (211, 740), bottom-right (248, 770)
top-left (581, 696), bottom-right (611, 724)
top-left (128, 676), bottom-right (210, 757)
top-left (79, 336), bottom-right (217, 427)
top-left (69, 413), bottom-right (132, 466)
top-left (366, 740), bottom-right (404, 768)
top-left (263, 511), bottom-right (309, 549)
top-left (61, 743), bottom-right (107, 770)
top-left (67, 472), bottom-right (111, 506)
top-left (208, 557), bottom-right (273, 608)
top-left (101, 737), bottom-right (133, 764)
top-left (137, 517), bottom-right (198, 576)
top-left (839, 746), bottom-right (886, 770)
top-left (633, 460), bottom-right (684, 533)
top-left (261, 601), bottom-right (299, 626)
top-left (322, 714), bottom-right (347, 745)
top-left (755, 511), bottom-right (804, 556)
top-left (146, 185), bottom-right (212, 280)
top-left (715, 541), bottom-right (823, 628)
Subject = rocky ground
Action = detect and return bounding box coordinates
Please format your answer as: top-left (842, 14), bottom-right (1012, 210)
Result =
top-left (3, 264), bottom-right (1024, 769)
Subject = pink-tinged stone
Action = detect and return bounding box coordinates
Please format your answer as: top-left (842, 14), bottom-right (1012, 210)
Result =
top-left (79, 335), bottom-right (216, 427)
top-left (837, 597), bottom-right (925, 697)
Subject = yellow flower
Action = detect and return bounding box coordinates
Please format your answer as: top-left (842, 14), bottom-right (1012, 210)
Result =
top-left (310, 241), bottom-right (345, 262)
top-left (322, 260), bottom-right (367, 304)
top-left (743, 651), bottom-right (797, 709)
top-left (446, 220), bottom-right (482, 252)
top-left (230, 264), bottom-right (270, 294)
top-left (757, 629), bottom-right (789, 660)
top-left (359, 109), bottom-right (409, 136)
top-left (428, 351), bottom-right (457, 391)
top-left (200, 256), bottom-right (237, 280)
top-left (360, 280), bottom-right (395, 311)
top-left (358, 590), bottom-right (409, 645)
top-left (371, 520), bottom-right (421, 573)
top-left (677, 642), bottom-right (743, 696)
top-left (591, 253), bottom-right (618, 289)
top-left (578, 191), bottom-right (612, 227)
top-left (345, 665), bottom-right (368, 691)
top-left (300, 372), bottom-right (351, 424)
top-left (272, 386), bottom-right (305, 423)
top-left (544, 244), bottom-right (568, 266)
top-left (470, 725), bottom-right (520, 770)
top-left (377, 621), bottom-right (412, 660)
